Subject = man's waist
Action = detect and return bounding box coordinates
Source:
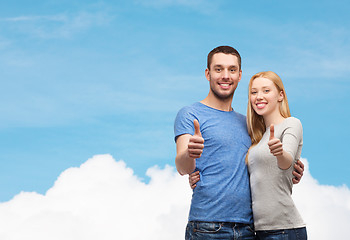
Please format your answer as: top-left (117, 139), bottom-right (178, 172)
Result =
top-left (189, 204), bottom-right (253, 223)
top-left (188, 215), bottom-right (254, 224)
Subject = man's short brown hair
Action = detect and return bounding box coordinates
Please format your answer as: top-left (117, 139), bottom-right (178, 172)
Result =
top-left (207, 46), bottom-right (241, 70)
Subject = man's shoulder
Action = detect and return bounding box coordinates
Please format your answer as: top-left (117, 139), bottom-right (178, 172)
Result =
top-left (175, 103), bottom-right (198, 123)
top-left (176, 102), bottom-right (202, 115)
top-left (180, 102), bottom-right (201, 110)
top-left (233, 110), bottom-right (247, 122)
top-left (234, 111), bottom-right (246, 118)
top-left (174, 103), bottom-right (201, 141)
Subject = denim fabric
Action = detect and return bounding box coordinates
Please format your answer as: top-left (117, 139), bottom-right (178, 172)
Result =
top-left (256, 227), bottom-right (307, 240)
top-left (185, 221), bottom-right (256, 240)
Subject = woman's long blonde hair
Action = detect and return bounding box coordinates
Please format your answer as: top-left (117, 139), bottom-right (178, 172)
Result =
top-left (246, 71), bottom-right (291, 163)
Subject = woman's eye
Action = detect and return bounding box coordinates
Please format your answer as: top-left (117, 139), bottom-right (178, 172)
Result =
top-left (264, 89), bottom-right (270, 93)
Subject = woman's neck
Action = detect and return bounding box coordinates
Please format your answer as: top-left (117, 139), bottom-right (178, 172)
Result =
top-left (264, 111), bottom-right (286, 128)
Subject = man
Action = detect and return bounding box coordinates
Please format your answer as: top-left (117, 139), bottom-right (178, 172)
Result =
top-left (174, 46), bottom-right (303, 239)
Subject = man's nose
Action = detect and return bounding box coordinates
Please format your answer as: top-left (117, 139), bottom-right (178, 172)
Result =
top-left (221, 69), bottom-right (229, 79)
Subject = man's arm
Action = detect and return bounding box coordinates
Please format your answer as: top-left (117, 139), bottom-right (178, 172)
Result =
top-left (175, 120), bottom-right (204, 176)
top-left (176, 134), bottom-right (196, 175)
top-left (292, 160), bottom-right (304, 184)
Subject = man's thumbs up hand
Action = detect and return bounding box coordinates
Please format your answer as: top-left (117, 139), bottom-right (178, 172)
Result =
top-left (188, 119), bottom-right (204, 159)
top-left (193, 119), bottom-right (202, 137)
top-left (268, 124), bottom-right (283, 156)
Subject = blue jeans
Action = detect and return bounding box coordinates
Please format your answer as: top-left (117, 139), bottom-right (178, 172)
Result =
top-left (185, 221), bottom-right (256, 240)
top-left (256, 227), bottom-right (307, 240)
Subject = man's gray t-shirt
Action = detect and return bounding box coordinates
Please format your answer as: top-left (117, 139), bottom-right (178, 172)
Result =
top-left (248, 117), bottom-right (306, 230)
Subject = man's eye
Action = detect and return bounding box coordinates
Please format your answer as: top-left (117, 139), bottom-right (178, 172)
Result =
top-left (230, 69), bottom-right (236, 72)
top-left (215, 68), bottom-right (221, 72)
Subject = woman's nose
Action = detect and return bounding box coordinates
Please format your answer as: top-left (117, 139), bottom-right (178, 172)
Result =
top-left (256, 92), bottom-right (263, 99)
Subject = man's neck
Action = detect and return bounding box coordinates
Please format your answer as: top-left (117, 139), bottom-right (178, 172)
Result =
top-left (200, 94), bottom-right (233, 112)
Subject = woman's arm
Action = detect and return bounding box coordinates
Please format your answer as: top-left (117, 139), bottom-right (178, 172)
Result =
top-left (189, 171), bottom-right (200, 189)
top-left (268, 124), bottom-right (293, 169)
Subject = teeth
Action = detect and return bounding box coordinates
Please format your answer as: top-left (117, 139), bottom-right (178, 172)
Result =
top-left (220, 84), bottom-right (229, 87)
top-left (256, 103), bottom-right (266, 108)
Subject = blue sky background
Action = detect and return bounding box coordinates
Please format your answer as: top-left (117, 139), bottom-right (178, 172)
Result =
top-left (0, 0), bottom-right (349, 202)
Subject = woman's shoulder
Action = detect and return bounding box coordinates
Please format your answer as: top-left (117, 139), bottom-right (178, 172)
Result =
top-left (282, 117), bottom-right (303, 134)
top-left (285, 117), bottom-right (302, 126)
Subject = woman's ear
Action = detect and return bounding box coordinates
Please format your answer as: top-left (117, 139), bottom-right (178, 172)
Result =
top-left (278, 91), bottom-right (284, 102)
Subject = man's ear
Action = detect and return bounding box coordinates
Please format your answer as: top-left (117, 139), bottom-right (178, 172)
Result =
top-left (205, 68), bottom-right (210, 81)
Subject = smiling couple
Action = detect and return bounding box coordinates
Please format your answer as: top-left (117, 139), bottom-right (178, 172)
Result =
top-left (174, 46), bottom-right (307, 240)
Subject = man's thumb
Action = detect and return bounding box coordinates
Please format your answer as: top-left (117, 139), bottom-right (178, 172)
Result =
top-left (193, 119), bottom-right (202, 136)
top-left (269, 124), bottom-right (275, 140)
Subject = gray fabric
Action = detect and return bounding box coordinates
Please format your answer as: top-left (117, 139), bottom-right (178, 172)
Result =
top-left (248, 117), bottom-right (306, 231)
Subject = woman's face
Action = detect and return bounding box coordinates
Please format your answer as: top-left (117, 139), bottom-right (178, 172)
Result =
top-left (250, 77), bottom-right (283, 117)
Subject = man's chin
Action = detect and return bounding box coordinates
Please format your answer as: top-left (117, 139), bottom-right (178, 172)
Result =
top-left (213, 91), bottom-right (234, 100)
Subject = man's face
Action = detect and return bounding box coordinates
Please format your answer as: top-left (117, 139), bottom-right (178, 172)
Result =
top-left (205, 53), bottom-right (242, 100)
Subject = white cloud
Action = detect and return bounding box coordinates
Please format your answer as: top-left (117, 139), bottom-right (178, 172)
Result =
top-left (292, 159), bottom-right (350, 239)
top-left (0, 155), bottom-right (191, 240)
top-left (0, 155), bottom-right (348, 240)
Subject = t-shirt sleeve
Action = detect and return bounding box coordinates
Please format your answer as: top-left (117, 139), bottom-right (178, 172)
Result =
top-left (174, 106), bottom-right (196, 142)
top-left (281, 118), bottom-right (303, 161)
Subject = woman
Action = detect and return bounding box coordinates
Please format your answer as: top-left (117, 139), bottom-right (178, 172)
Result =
top-left (246, 71), bottom-right (307, 239)
top-left (189, 71), bottom-right (307, 239)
